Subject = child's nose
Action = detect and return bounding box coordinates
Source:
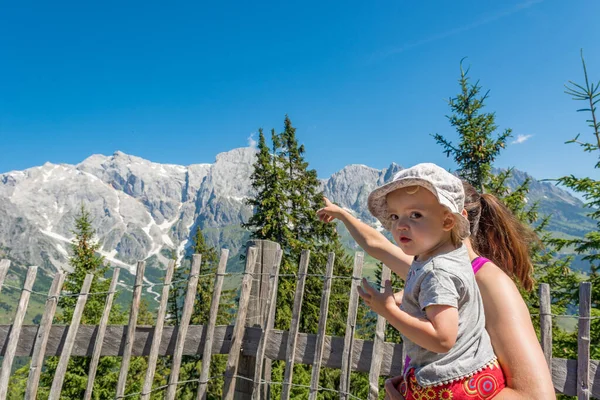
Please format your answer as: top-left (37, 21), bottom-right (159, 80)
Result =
top-left (394, 219), bottom-right (409, 231)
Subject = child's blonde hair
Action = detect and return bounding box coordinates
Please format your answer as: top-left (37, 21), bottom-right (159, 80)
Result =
top-left (450, 221), bottom-right (465, 247)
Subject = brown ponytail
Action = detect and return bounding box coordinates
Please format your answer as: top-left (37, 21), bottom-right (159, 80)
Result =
top-left (463, 182), bottom-right (539, 291)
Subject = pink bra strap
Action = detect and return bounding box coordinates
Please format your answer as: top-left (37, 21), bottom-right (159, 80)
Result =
top-left (472, 256), bottom-right (491, 275)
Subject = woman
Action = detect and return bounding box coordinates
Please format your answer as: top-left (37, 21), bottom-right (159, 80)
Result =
top-left (317, 182), bottom-right (556, 399)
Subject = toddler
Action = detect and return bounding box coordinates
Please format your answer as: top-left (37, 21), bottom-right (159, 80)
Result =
top-left (358, 163), bottom-right (505, 399)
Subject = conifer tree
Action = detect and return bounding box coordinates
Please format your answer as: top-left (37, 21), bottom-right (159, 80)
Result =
top-left (433, 59), bottom-right (512, 193)
top-left (550, 51), bottom-right (600, 359)
top-left (242, 128), bottom-right (290, 243)
top-left (244, 116), bottom-right (355, 398)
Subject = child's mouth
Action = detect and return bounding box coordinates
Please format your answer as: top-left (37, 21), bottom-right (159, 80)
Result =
top-left (399, 236), bottom-right (411, 243)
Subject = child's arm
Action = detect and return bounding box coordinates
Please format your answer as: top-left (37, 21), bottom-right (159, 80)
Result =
top-left (317, 197), bottom-right (412, 279)
top-left (358, 279), bottom-right (458, 353)
top-left (385, 301), bottom-right (458, 353)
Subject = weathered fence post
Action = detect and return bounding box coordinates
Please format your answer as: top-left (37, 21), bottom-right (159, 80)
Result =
top-left (308, 252), bottom-right (335, 400)
top-left (236, 240), bottom-right (281, 399)
top-left (25, 271), bottom-right (65, 400)
top-left (83, 268), bottom-right (119, 400)
top-left (223, 246), bottom-right (258, 400)
top-left (0, 260), bottom-right (10, 295)
top-left (340, 252), bottom-right (364, 400)
top-left (251, 248), bottom-right (282, 400)
top-left (539, 283), bottom-right (552, 370)
top-left (167, 254), bottom-right (202, 400)
top-left (368, 264), bottom-right (391, 400)
top-left (194, 250), bottom-right (227, 400)
top-left (116, 261), bottom-right (146, 399)
top-left (247, 240), bottom-right (281, 327)
top-left (49, 273), bottom-right (94, 400)
top-left (141, 260), bottom-right (175, 400)
top-left (578, 282), bottom-right (591, 400)
top-left (0, 265), bottom-right (37, 400)
top-left (281, 250), bottom-right (310, 400)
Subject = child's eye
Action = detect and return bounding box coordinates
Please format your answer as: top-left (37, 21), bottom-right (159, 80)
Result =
top-left (390, 214), bottom-right (399, 221)
top-left (410, 212), bottom-right (422, 219)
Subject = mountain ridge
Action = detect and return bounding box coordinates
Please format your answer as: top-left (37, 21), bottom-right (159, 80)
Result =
top-left (0, 147), bottom-right (592, 279)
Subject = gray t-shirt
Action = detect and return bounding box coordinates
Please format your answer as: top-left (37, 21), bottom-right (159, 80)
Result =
top-left (400, 245), bottom-right (496, 386)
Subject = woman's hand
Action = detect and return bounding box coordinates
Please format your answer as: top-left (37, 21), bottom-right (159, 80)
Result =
top-left (357, 278), bottom-right (396, 317)
top-left (317, 197), bottom-right (344, 223)
top-left (385, 375), bottom-right (405, 400)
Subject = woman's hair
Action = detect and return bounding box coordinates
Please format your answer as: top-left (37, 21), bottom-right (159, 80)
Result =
top-left (463, 182), bottom-right (539, 291)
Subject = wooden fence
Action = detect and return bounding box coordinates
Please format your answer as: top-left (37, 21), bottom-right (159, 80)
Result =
top-left (0, 240), bottom-right (598, 399)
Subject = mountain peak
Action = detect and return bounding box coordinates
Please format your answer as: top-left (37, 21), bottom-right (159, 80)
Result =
top-left (215, 147), bottom-right (258, 164)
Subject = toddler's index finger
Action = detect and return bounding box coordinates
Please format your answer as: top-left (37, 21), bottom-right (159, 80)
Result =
top-left (384, 279), bottom-right (394, 293)
top-left (361, 277), bottom-right (375, 294)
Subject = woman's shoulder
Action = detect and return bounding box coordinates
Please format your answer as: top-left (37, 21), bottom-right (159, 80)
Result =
top-left (475, 261), bottom-right (527, 311)
top-left (475, 260), bottom-right (516, 286)
top-left (475, 261), bottom-right (536, 340)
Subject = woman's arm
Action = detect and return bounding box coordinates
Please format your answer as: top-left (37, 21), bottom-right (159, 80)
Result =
top-left (317, 197), bottom-right (412, 279)
top-left (476, 263), bottom-right (556, 400)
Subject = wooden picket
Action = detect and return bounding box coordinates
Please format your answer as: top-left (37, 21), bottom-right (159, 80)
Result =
top-left (25, 271), bottom-right (65, 400)
top-left (83, 268), bottom-right (118, 400)
top-left (281, 250), bottom-right (310, 400)
top-left (368, 264), bottom-right (391, 400)
top-left (578, 282), bottom-right (592, 400)
top-left (540, 283), bottom-right (552, 369)
top-left (141, 260), bottom-right (175, 400)
top-left (49, 273), bottom-right (93, 400)
top-left (166, 254), bottom-right (202, 400)
top-left (0, 260), bottom-right (9, 295)
top-left (0, 266), bottom-right (37, 400)
top-left (340, 252), bottom-right (364, 400)
top-left (196, 250), bottom-right (228, 400)
top-left (223, 246), bottom-right (258, 400)
top-left (115, 261), bottom-right (146, 399)
top-left (308, 252), bottom-right (335, 400)
top-left (251, 249), bottom-right (283, 400)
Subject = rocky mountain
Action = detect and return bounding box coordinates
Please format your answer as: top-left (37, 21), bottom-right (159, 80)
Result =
top-left (0, 147), bottom-right (594, 282)
top-left (0, 148), bottom-right (255, 281)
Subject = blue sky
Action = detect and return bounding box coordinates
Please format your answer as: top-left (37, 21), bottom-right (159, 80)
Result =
top-left (1, 0), bottom-right (599, 182)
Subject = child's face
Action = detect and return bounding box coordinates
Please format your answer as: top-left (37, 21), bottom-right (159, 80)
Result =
top-left (386, 186), bottom-right (454, 258)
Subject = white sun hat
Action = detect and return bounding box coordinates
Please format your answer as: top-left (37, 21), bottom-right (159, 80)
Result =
top-left (367, 163), bottom-right (470, 239)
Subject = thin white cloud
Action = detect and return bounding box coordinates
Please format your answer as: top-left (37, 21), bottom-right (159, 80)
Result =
top-left (247, 132), bottom-right (257, 148)
top-left (372, 0), bottom-right (543, 61)
top-left (511, 134), bottom-right (533, 144)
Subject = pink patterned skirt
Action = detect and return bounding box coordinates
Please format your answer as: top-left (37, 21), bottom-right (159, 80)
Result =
top-left (397, 360), bottom-right (506, 399)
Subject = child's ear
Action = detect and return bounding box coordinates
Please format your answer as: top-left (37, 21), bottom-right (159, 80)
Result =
top-left (442, 212), bottom-right (455, 231)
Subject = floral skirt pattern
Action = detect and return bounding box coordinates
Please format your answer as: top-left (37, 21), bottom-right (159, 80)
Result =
top-left (397, 360), bottom-right (505, 399)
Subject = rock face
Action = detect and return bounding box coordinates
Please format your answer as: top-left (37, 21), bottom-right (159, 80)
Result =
top-left (321, 163), bottom-right (402, 224)
top-left (0, 148), bottom-right (591, 276)
top-left (0, 148), bottom-right (256, 274)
